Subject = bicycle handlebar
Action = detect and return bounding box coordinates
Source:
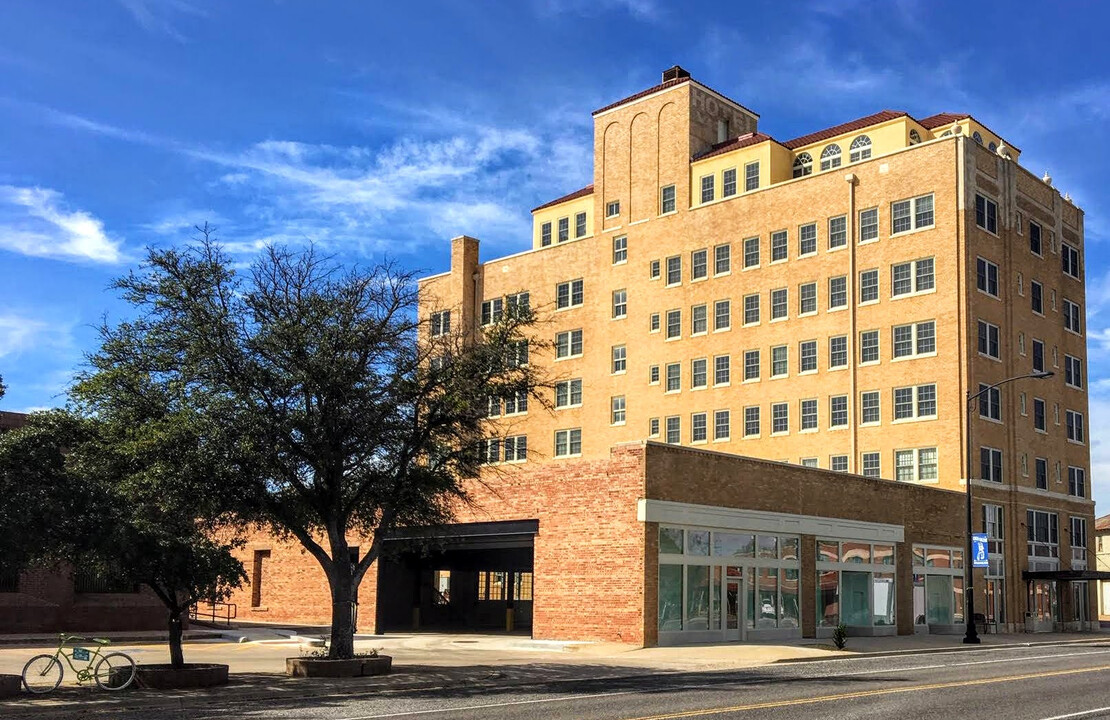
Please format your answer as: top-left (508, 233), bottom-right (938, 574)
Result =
top-left (58, 633), bottom-right (111, 645)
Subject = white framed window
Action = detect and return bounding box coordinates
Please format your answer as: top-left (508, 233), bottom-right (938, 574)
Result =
top-left (1062, 243), bottom-right (1081, 279)
top-left (895, 447), bottom-right (938, 482)
top-left (666, 309), bottom-right (681, 339)
top-left (691, 248), bottom-right (708, 280)
top-left (557, 216), bottom-right (569, 242)
top-left (612, 289), bottom-right (627, 319)
top-left (1065, 355), bottom-right (1083, 389)
top-left (772, 402), bottom-right (788, 434)
top-left (975, 194), bottom-right (997, 234)
top-left (892, 320), bottom-right (935, 358)
top-left (1066, 410), bottom-right (1085, 443)
top-left (744, 406), bottom-right (760, 437)
top-left (743, 236), bottom-right (760, 268)
top-left (1029, 221), bottom-right (1042, 255)
top-left (801, 457), bottom-right (819, 468)
top-left (660, 185), bottom-right (676, 214)
top-left (743, 294), bottom-right (760, 325)
top-left (849, 135), bottom-right (872, 162)
top-left (666, 256), bottom-right (681, 285)
top-left (1068, 467), bottom-right (1086, 498)
top-left (829, 276), bottom-right (847, 308)
top-left (1063, 299), bottom-right (1082, 334)
top-left (665, 363), bottom-right (681, 392)
top-left (554, 379), bottom-right (583, 409)
top-left (481, 297), bottom-right (504, 325)
top-left (891, 257), bottom-right (934, 296)
top-left (650, 259), bottom-right (661, 280)
top-left (800, 399), bottom-right (818, 431)
top-left (979, 447), bottom-right (1003, 482)
top-left (554, 428), bottom-right (582, 457)
top-left (555, 279), bottom-right (584, 309)
top-left (503, 390), bottom-right (528, 416)
top-left (829, 335), bottom-right (848, 368)
top-left (714, 355), bottom-right (731, 386)
top-left (649, 365), bottom-right (660, 385)
top-left (744, 349), bottom-right (760, 381)
top-left (830, 455), bottom-right (849, 472)
top-left (859, 207), bottom-right (879, 243)
top-left (714, 410), bottom-right (730, 440)
top-left (860, 330), bottom-right (880, 364)
top-left (978, 384), bottom-right (1001, 421)
top-left (861, 390), bottom-right (880, 424)
top-left (691, 303), bottom-right (708, 335)
top-left (892, 193), bottom-right (934, 234)
top-left (893, 383), bottom-right (936, 420)
top-left (722, 168), bottom-right (737, 198)
top-left (976, 257), bottom-right (999, 297)
top-left (771, 230), bottom-right (788, 261)
top-left (575, 211), bottom-right (586, 238)
top-left (771, 288), bottom-right (788, 320)
top-left (480, 437), bottom-right (501, 464)
top-left (611, 345), bottom-right (626, 374)
top-left (830, 395), bottom-right (849, 427)
top-left (862, 452), bottom-right (881, 478)
top-left (612, 235), bottom-right (627, 264)
top-left (799, 340), bottom-right (818, 373)
top-left (430, 310), bottom-right (451, 337)
top-left (714, 244), bottom-right (731, 274)
top-left (649, 418), bottom-right (660, 437)
top-left (799, 282), bottom-right (818, 315)
top-left (771, 345), bottom-right (788, 377)
top-left (555, 329), bottom-right (583, 359)
top-left (691, 358), bottom-right (708, 389)
top-left (611, 396), bottom-right (626, 425)
top-left (977, 320), bottom-right (1000, 359)
top-left (828, 215), bottom-right (847, 249)
top-left (665, 416), bottom-right (680, 444)
top-left (691, 412), bottom-right (708, 442)
top-left (859, 268), bottom-right (879, 304)
top-left (1027, 509), bottom-right (1059, 559)
top-left (820, 144), bottom-right (842, 171)
top-left (799, 223), bottom-right (817, 255)
top-left (540, 222), bottom-right (552, 247)
top-left (714, 300), bottom-right (731, 330)
top-left (792, 152), bottom-right (813, 178)
top-left (606, 200), bottom-right (620, 218)
top-left (744, 161), bottom-right (760, 191)
top-left (700, 175), bottom-right (715, 204)
top-left (503, 435), bottom-right (527, 463)
top-left (649, 312), bottom-right (661, 333)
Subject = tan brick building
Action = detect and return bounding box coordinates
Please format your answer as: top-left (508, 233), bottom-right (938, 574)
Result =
top-left (407, 66), bottom-right (1099, 641)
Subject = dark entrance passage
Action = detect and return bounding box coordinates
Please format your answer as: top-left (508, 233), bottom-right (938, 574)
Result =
top-left (377, 520), bottom-right (537, 634)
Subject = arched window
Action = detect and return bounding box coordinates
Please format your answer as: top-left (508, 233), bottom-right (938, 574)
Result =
top-left (988, 141), bottom-right (997, 153)
top-left (973, 131), bottom-right (984, 145)
top-left (909, 129), bottom-right (922, 145)
top-left (820, 144), bottom-right (842, 171)
top-left (940, 130), bottom-right (952, 137)
top-left (849, 135), bottom-right (872, 162)
top-left (792, 152), bottom-right (813, 178)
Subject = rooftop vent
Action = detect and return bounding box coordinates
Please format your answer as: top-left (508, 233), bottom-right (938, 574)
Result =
top-left (662, 65), bottom-right (691, 83)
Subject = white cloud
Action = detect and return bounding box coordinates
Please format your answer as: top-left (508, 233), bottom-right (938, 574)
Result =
top-left (533, 0), bottom-right (661, 21)
top-left (0, 185), bottom-right (124, 264)
top-left (116, 0), bottom-right (206, 42)
top-left (0, 312), bottom-right (73, 360)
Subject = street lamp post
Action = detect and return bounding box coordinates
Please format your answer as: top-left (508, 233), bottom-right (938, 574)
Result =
top-left (963, 370), bottom-right (1054, 644)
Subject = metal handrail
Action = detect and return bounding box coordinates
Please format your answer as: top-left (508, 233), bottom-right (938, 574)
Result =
top-left (189, 601), bottom-right (238, 627)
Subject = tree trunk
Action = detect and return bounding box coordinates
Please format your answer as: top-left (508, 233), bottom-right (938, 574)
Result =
top-left (168, 609), bottom-right (185, 669)
top-left (327, 563), bottom-right (356, 659)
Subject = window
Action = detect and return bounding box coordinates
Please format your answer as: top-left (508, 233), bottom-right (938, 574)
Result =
top-left (859, 207), bottom-right (879, 243)
top-left (649, 365), bottom-right (660, 384)
top-left (828, 215), bottom-right (847, 249)
top-left (1027, 510), bottom-right (1059, 559)
top-left (508, 340), bottom-right (529, 367)
top-left (700, 175), bottom-right (714, 204)
top-left (849, 135), bottom-right (872, 162)
top-left (909, 129), bottom-right (922, 144)
top-left (691, 412), bottom-right (708, 442)
top-left (649, 418), bottom-right (660, 437)
top-left (892, 320), bottom-right (935, 358)
top-left (743, 236), bottom-right (760, 268)
top-left (830, 395), bottom-right (848, 427)
top-left (665, 363), bottom-right (681, 392)
top-left (650, 313), bottom-right (660, 332)
top-left (743, 294), bottom-right (760, 325)
top-left (555, 329), bottom-right (583, 359)
top-left (714, 244), bottom-right (731, 274)
top-left (976, 258), bottom-right (998, 297)
top-left (714, 410), bottom-right (730, 440)
top-left (487, 395), bottom-right (502, 418)
top-left (606, 200), bottom-right (620, 218)
top-left (1069, 467), bottom-right (1086, 498)
top-left (800, 223), bottom-right (817, 255)
top-left (555, 379), bottom-right (582, 408)
top-left (612, 346), bottom-right (630, 372)
top-left (771, 230), bottom-right (788, 261)
top-left (503, 435), bottom-right (527, 462)
top-left (1031, 280), bottom-right (1043, 314)
top-left (556, 279), bottom-right (584, 309)
top-left (1063, 299), bottom-right (1082, 334)
top-left (661, 258), bottom-right (684, 289)
top-left (722, 168), bottom-right (737, 198)
top-left (772, 403), bottom-right (788, 434)
top-left (575, 212), bottom-right (587, 238)
top-left (1035, 457), bottom-right (1048, 490)
top-left (861, 390), bottom-right (880, 424)
top-left (666, 309), bottom-right (681, 339)
top-left (691, 358), bottom-right (707, 389)
top-left (661, 185), bottom-right (676, 214)
top-left (771, 288), bottom-right (788, 320)
top-left (714, 355), bottom-right (730, 385)
top-left (691, 249), bottom-right (708, 280)
top-left (860, 330), bottom-right (880, 364)
top-left (820, 144), bottom-right (842, 171)
top-left (481, 297), bottom-right (503, 325)
top-left (1062, 243), bottom-right (1081, 279)
top-left (1030, 221), bottom-right (1042, 255)
top-left (744, 406), bottom-right (760, 437)
top-left (800, 399), bottom-right (818, 430)
top-left (829, 336), bottom-right (848, 368)
top-left (973, 131), bottom-right (983, 145)
top-left (978, 384), bottom-right (1001, 421)
top-left (554, 217), bottom-right (571, 244)
top-left (891, 258), bottom-right (934, 296)
top-left (799, 282), bottom-right (817, 314)
top-left (714, 300), bottom-right (731, 330)
top-left (612, 289), bottom-right (627, 319)
top-left (975, 194), bottom-right (998, 233)
top-left (894, 384), bottom-right (937, 419)
top-left (862, 452), bottom-right (881, 478)
top-left (541, 222), bottom-right (552, 247)
top-left (611, 396), bottom-right (626, 425)
top-left (430, 310), bottom-right (451, 337)
top-left (860, 269), bottom-right (879, 303)
top-left (892, 194), bottom-right (935, 234)
top-left (801, 458), bottom-right (819, 468)
top-left (505, 292), bottom-right (529, 318)
top-left (650, 259), bottom-right (661, 279)
top-left (666, 416), bottom-right (681, 444)
top-left (793, 152), bottom-right (813, 177)
top-left (772, 345), bottom-right (788, 377)
top-left (829, 276), bottom-right (847, 309)
top-left (744, 349), bottom-right (760, 381)
top-left (554, 428), bottom-right (582, 457)
top-left (1066, 410), bottom-right (1085, 443)
top-left (1065, 355), bottom-right (1083, 389)
top-left (613, 235), bottom-right (627, 264)
top-left (744, 161), bottom-right (760, 191)
top-left (831, 455), bottom-right (849, 472)
top-left (800, 340), bottom-right (818, 373)
top-left (1032, 339), bottom-right (1044, 372)
top-left (977, 320), bottom-right (1000, 359)
top-left (691, 304), bottom-right (708, 334)
top-left (895, 447), bottom-right (938, 482)
top-left (1033, 398), bottom-right (1046, 431)
top-left (980, 447), bottom-right (1003, 483)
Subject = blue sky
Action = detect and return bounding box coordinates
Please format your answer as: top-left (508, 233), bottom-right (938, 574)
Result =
top-left (2, 1), bottom-right (1110, 503)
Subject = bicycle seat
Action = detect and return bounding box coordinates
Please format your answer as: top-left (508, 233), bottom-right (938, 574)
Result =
top-left (91, 637), bottom-right (111, 645)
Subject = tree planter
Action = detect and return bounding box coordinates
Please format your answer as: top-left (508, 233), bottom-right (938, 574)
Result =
top-left (131, 664), bottom-right (229, 689)
top-left (285, 656), bottom-right (393, 678)
top-left (0, 674), bottom-right (20, 698)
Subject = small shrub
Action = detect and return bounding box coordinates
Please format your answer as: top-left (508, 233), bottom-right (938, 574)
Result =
top-left (832, 622), bottom-right (848, 650)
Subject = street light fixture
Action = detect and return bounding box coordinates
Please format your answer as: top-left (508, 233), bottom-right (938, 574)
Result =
top-left (963, 369), bottom-right (1054, 644)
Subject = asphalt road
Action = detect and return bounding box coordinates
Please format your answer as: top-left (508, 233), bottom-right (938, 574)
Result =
top-left (142, 642), bottom-right (1110, 720)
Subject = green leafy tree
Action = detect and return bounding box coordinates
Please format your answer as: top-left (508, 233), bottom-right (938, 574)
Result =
top-left (79, 229), bottom-right (546, 659)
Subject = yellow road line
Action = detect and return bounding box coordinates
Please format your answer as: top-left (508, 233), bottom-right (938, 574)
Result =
top-left (623, 663), bottom-right (1110, 719)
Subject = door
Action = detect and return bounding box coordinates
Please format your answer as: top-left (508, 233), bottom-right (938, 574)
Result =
top-left (1029, 580), bottom-right (1058, 632)
top-left (724, 566), bottom-right (745, 641)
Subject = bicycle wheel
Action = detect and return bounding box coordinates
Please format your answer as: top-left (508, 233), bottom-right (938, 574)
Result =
top-left (22, 654), bottom-right (63, 694)
top-left (93, 652), bottom-right (136, 691)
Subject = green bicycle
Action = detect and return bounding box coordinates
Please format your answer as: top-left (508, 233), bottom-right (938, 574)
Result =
top-left (21, 633), bottom-right (136, 693)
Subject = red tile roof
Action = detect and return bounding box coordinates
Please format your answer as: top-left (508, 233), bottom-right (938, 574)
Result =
top-left (783, 110), bottom-right (908, 149)
top-left (531, 184), bottom-right (594, 213)
top-left (693, 132), bottom-right (776, 161)
top-left (1096, 514), bottom-right (1110, 532)
top-left (918, 112), bottom-right (969, 129)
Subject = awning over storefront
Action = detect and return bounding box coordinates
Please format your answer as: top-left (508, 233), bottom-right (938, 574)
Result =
top-left (1021, 569), bottom-right (1110, 581)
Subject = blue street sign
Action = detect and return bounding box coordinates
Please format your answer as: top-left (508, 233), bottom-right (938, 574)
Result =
top-left (971, 533), bottom-right (989, 568)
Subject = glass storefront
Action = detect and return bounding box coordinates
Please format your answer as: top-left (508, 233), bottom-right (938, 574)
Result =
top-left (912, 545), bottom-right (964, 626)
top-left (815, 539), bottom-right (896, 633)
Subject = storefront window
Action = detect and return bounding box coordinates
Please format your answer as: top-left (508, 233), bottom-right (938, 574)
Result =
top-left (842, 542), bottom-right (870, 564)
top-left (818, 570), bottom-right (839, 627)
top-left (757, 568), bottom-right (778, 628)
top-left (926, 548), bottom-right (950, 568)
top-left (913, 574), bottom-right (926, 625)
top-left (687, 530), bottom-right (711, 556)
top-left (873, 572), bottom-right (895, 625)
top-left (915, 545), bottom-right (965, 625)
top-left (781, 537), bottom-right (800, 562)
top-left (713, 532), bottom-right (754, 557)
top-left (841, 571), bottom-right (871, 626)
top-left (711, 567), bottom-right (722, 629)
top-left (818, 540), bottom-right (839, 563)
top-left (660, 528), bottom-right (684, 555)
top-left (873, 545), bottom-right (894, 565)
top-left (781, 569), bottom-right (800, 628)
top-left (686, 565), bottom-right (710, 629)
top-left (659, 564), bottom-right (683, 631)
top-left (757, 535), bottom-right (779, 559)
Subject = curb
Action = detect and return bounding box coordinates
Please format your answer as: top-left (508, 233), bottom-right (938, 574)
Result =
top-left (774, 636), bottom-right (1108, 663)
top-left (0, 632), bottom-right (224, 647)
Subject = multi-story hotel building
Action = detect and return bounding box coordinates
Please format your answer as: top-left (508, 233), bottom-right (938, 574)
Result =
top-left (410, 66), bottom-right (1098, 644)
